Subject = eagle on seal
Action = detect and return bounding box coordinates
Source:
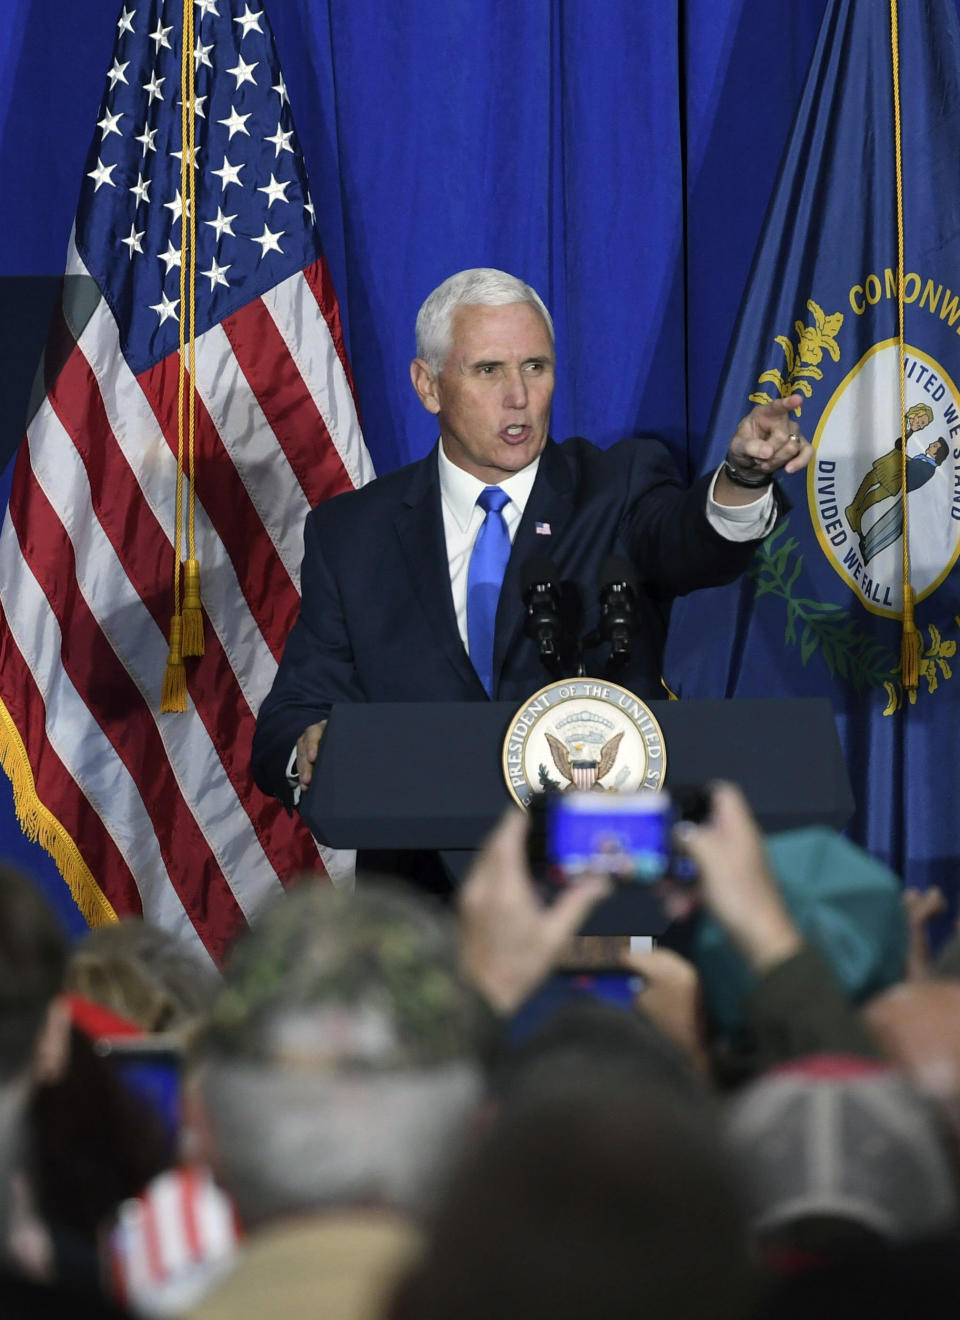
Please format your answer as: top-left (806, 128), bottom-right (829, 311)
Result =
top-left (544, 731), bottom-right (624, 791)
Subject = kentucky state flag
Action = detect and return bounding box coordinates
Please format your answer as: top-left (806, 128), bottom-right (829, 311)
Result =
top-left (664, 0), bottom-right (960, 906)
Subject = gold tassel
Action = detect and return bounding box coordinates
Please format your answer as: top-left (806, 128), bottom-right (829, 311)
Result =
top-left (181, 557), bottom-right (205, 657)
top-left (161, 614), bottom-right (188, 712)
top-left (900, 584), bottom-right (920, 694)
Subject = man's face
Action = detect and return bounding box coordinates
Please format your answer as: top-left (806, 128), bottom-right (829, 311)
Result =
top-left (411, 301), bottom-right (555, 483)
top-left (911, 411), bottom-right (932, 434)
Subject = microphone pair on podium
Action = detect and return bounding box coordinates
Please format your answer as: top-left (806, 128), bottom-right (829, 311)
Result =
top-left (520, 554), bottom-right (637, 680)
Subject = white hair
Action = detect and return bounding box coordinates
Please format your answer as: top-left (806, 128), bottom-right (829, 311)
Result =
top-left (199, 1060), bottom-right (480, 1226)
top-left (415, 267), bottom-right (555, 373)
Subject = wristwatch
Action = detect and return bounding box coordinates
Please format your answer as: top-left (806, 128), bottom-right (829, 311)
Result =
top-left (722, 457), bottom-right (774, 488)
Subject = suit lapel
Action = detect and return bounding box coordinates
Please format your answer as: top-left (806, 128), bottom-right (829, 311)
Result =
top-left (394, 447), bottom-right (485, 694)
top-left (493, 440), bottom-right (576, 689)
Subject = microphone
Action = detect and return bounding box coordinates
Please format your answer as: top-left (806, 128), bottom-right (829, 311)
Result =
top-left (595, 555), bottom-right (637, 665)
top-left (521, 553), bottom-right (563, 674)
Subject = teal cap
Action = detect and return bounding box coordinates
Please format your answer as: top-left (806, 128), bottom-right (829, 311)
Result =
top-left (691, 827), bottom-right (907, 1037)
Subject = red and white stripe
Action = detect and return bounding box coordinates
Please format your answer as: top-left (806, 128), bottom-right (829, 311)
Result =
top-left (109, 1165), bottom-right (242, 1311)
top-left (0, 237), bottom-right (372, 966)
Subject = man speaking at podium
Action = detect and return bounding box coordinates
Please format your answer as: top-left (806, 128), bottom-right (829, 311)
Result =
top-left (252, 268), bottom-right (811, 811)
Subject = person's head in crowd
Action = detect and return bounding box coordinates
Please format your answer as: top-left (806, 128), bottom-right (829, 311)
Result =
top-left (27, 1022), bottom-right (172, 1283)
top-left (494, 996), bottom-right (709, 1111)
top-left (20, 921), bottom-right (179, 1291)
top-left (65, 918), bottom-right (220, 1036)
top-left (0, 867), bottom-right (68, 1084)
top-left (865, 980), bottom-right (960, 1159)
top-left (393, 1079), bottom-right (755, 1320)
top-left (0, 866), bottom-right (69, 1254)
top-left (189, 880), bottom-right (484, 1229)
top-left (725, 1055), bottom-right (959, 1262)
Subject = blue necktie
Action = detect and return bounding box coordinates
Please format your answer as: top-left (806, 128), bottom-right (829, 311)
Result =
top-left (467, 486), bottom-right (511, 696)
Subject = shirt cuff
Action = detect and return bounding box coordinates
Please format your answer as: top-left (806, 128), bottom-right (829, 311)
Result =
top-left (705, 467), bottom-right (776, 541)
top-left (286, 745), bottom-right (302, 807)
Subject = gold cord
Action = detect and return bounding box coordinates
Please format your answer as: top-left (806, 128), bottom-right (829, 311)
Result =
top-left (182, 0), bottom-right (204, 657)
top-left (890, 0), bottom-right (919, 692)
top-left (161, 1), bottom-right (202, 710)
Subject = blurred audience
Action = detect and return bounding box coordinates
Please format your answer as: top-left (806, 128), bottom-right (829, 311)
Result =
top-left (0, 864), bottom-right (130, 1315)
top-left (181, 881), bottom-right (484, 1320)
top-left (22, 914), bottom-right (208, 1295)
top-left (0, 864), bottom-right (70, 1262)
top-left (1, 779), bottom-right (958, 1319)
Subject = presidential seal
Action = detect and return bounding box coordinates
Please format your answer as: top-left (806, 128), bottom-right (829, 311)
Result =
top-left (810, 339), bottom-right (960, 618)
top-left (502, 678), bottom-right (666, 809)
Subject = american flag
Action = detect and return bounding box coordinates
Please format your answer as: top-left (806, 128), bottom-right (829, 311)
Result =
top-left (0, 1), bottom-right (372, 966)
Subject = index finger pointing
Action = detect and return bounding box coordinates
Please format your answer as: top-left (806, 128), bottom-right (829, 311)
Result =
top-left (754, 392), bottom-right (803, 417)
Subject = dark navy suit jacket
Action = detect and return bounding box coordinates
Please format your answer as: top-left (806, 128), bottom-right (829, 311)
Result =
top-left (252, 436), bottom-right (781, 808)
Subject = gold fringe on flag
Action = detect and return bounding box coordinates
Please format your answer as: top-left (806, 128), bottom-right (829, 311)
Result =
top-left (890, 0), bottom-right (918, 695)
top-left (0, 698), bottom-right (118, 926)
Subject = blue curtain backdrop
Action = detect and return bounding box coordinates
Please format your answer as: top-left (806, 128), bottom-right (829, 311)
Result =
top-left (2, 0), bottom-right (924, 928)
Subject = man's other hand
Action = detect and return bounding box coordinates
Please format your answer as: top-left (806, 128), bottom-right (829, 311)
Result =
top-left (296, 720), bottom-right (328, 791)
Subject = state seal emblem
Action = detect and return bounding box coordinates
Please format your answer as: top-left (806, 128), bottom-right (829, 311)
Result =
top-left (502, 679), bottom-right (666, 808)
top-left (810, 339), bottom-right (960, 618)
top-left (739, 286), bottom-right (960, 715)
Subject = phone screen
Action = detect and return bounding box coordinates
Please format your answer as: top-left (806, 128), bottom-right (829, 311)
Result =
top-left (546, 791), bottom-right (672, 884)
top-left (559, 970), bottom-right (646, 1008)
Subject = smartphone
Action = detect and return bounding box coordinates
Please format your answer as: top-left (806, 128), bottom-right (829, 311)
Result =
top-left (545, 789), bottom-right (702, 886)
top-left (94, 1034), bottom-right (182, 1147)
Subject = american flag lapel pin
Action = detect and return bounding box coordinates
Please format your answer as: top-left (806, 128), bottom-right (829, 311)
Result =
top-left (535, 522), bottom-right (552, 535)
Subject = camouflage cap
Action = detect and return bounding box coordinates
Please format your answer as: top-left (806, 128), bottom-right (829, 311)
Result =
top-left (200, 880), bottom-right (481, 1072)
